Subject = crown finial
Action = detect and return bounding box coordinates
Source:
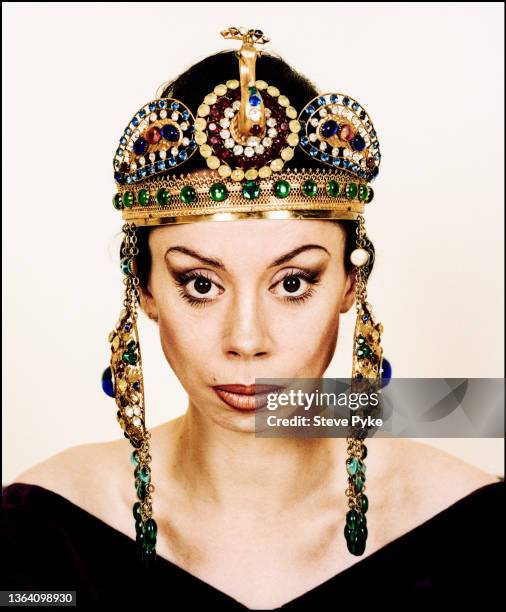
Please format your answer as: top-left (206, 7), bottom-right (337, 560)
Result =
top-left (221, 27), bottom-right (269, 145)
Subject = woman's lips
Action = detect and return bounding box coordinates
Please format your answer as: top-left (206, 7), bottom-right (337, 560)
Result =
top-left (212, 384), bottom-right (284, 411)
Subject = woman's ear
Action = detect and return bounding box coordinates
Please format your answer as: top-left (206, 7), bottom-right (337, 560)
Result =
top-left (138, 284), bottom-right (159, 323)
top-left (339, 269), bottom-right (357, 314)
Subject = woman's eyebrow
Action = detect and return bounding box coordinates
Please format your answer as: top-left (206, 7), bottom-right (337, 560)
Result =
top-left (165, 244), bottom-right (330, 271)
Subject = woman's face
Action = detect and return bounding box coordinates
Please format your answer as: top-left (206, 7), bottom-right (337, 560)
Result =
top-left (140, 218), bottom-right (356, 431)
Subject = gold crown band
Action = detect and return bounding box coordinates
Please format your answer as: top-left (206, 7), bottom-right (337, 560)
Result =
top-left (114, 168), bottom-right (373, 226)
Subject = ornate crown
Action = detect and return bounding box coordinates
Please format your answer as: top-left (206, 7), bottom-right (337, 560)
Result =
top-left (112, 26), bottom-right (381, 226)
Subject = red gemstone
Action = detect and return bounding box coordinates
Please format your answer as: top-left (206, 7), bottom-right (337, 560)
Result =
top-left (279, 122), bottom-right (289, 132)
top-left (120, 161), bottom-right (129, 173)
top-left (217, 97), bottom-right (231, 110)
top-left (210, 107), bottom-right (221, 118)
top-left (250, 124), bottom-right (262, 136)
top-left (221, 150), bottom-right (232, 160)
top-left (209, 135), bottom-right (221, 145)
top-left (208, 122), bottom-right (218, 132)
top-left (339, 124), bottom-right (355, 141)
top-left (145, 126), bottom-right (161, 145)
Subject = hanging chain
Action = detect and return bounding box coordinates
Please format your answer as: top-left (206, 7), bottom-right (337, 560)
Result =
top-left (354, 215), bottom-right (369, 311)
top-left (122, 223), bottom-right (140, 316)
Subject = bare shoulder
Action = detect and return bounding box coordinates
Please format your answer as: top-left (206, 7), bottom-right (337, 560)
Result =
top-left (10, 438), bottom-right (131, 517)
top-left (373, 438), bottom-right (500, 536)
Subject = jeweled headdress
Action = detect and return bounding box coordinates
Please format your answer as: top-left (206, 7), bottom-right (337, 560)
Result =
top-left (103, 26), bottom-right (390, 568)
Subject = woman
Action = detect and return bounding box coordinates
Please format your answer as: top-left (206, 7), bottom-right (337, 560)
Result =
top-left (2, 31), bottom-right (503, 609)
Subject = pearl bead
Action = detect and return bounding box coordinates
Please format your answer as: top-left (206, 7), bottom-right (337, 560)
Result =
top-left (350, 248), bottom-right (369, 267)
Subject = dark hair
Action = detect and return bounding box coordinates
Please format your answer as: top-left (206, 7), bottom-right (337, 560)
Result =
top-left (119, 50), bottom-right (375, 300)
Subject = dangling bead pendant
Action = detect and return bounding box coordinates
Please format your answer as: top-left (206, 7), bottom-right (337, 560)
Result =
top-left (344, 438), bottom-right (368, 555)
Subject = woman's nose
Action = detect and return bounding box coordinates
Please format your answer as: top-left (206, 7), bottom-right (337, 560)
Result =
top-left (222, 290), bottom-right (271, 359)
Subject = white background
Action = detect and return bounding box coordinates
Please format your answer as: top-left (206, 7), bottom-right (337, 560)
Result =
top-left (2, 2), bottom-right (504, 481)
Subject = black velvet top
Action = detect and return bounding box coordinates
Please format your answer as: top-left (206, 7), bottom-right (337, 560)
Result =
top-left (1, 481), bottom-right (504, 608)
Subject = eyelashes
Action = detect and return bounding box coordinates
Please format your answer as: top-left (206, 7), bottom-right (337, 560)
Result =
top-left (174, 268), bottom-right (321, 308)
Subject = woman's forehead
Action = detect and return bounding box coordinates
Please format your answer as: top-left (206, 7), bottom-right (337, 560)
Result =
top-left (149, 219), bottom-right (344, 250)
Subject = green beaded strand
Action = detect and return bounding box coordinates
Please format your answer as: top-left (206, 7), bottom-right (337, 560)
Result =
top-left (344, 441), bottom-right (369, 555)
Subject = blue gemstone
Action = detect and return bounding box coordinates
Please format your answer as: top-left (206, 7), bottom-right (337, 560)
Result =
top-left (148, 165), bottom-right (156, 174)
top-left (149, 103), bottom-right (156, 111)
top-left (132, 117), bottom-right (139, 127)
top-left (178, 150), bottom-right (187, 161)
top-left (343, 97), bottom-right (350, 106)
top-left (158, 100), bottom-right (167, 109)
top-left (188, 139), bottom-right (196, 149)
top-left (249, 94), bottom-right (261, 107)
top-left (124, 323), bottom-right (132, 331)
top-left (360, 111), bottom-right (366, 120)
top-left (116, 148), bottom-right (123, 157)
top-left (133, 382), bottom-right (141, 392)
top-left (139, 168), bottom-right (147, 178)
top-left (187, 125), bottom-right (195, 134)
top-left (359, 170), bottom-right (366, 178)
top-left (343, 160), bottom-right (351, 168)
top-left (330, 94), bottom-right (339, 103)
top-left (351, 134), bottom-right (366, 151)
top-left (124, 127), bottom-right (131, 136)
top-left (120, 137), bottom-right (127, 146)
top-left (133, 137), bottom-right (148, 156)
top-left (101, 366), bottom-right (115, 398)
top-left (321, 153), bottom-right (329, 162)
top-left (304, 105), bottom-right (315, 115)
top-left (114, 171), bottom-right (125, 184)
top-left (362, 315), bottom-right (369, 322)
top-left (300, 136), bottom-right (309, 147)
top-left (321, 120), bottom-right (339, 138)
top-left (317, 96), bottom-right (327, 106)
top-left (351, 164), bottom-right (359, 172)
top-left (182, 110), bottom-right (190, 120)
top-left (381, 357), bottom-right (392, 386)
top-left (139, 109), bottom-right (146, 118)
top-left (160, 124), bottom-right (179, 142)
top-left (171, 101), bottom-right (180, 110)
top-left (332, 158), bottom-right (341, 167)
top-left (352, 102), bottom-right (359, 111)
top-left (168, 157), bottom-right (177, 167)
top-left (371, 166), bottom-right (379, 178)
top-left (157, 161), bottom-right (166, 170)
top-left (309, 147), bottom-right (318, 157)
top-left (126, 176), bottom-right (132, 184)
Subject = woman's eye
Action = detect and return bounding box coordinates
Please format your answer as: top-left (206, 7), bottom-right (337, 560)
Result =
top-left (272, 271), bottom-right (320, 303)
top-left (175, 272), bottom-right (222, 306)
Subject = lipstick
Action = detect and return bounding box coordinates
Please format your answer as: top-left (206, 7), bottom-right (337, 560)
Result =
top-left (212, 384), bottom-right (284, 411)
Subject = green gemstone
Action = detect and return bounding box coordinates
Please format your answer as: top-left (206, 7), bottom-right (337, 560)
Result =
top-left (143, 518), bottom-right (157, 552)
top-left (120, 257), bottom-right (132, 275)
top-left (242, 180), bottom-right (260, 200)
top-left (126, 340), bottom-right (136, 351)
top-left (134, 464), bottom-right (140, 479)
top-left (113, 193), bottom-right (123, 210)
top-left (135, 518), bottom-right (143, 534)
top-left (156, 188), bottom-right (170, 207)
top-left (347, 537), bottom-right (366, 556)
top-left (209, 182), bottom-right (229, 202)
top-left (346, 457), bottom-right (359, 476)
top-left (131, 451), bottom-right (139, 468)
top-left (302, 179), bottom-right (317, 197)
top-left (180, 185), bottom-right (196, 204)
top-left (122, 351), bottom-right (137, 365)
top-left (354, 473), bottom-right (365, 492)
top-left (248, 86), bottom-right (257, 95)
top-left (346, 509), bottom-right (360, 529)
top-left (122, 191), bottom-right (134, 208)
top-left (140, 465), bottom-right (151, 484)
top-left (360, 494), bottom-right (369, 514)
top-left (326, 180), bottom-right (340, 197)
top-left (274, 180), bottom-right (291, 198)
top-left (366, 187), bottom-right (374, 203)
top-left (358, 185), bottom-right (369, 202)
top-left (358, 460), bottom-right (366, 474)
top-left (345, 183), bottom-right (358, 200)
top-left (136, 480), bottom-right (147, 501)
top-left (132, 501), bottom-right (142, 521)
top-left (137, 189), bottom-right (150, 206)
top-left (356, 335), bottom-right (366, 345)
top-left (356, 345), bottom-right (372, 358)
top-left (361, 445), bottom-right (368, 460)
